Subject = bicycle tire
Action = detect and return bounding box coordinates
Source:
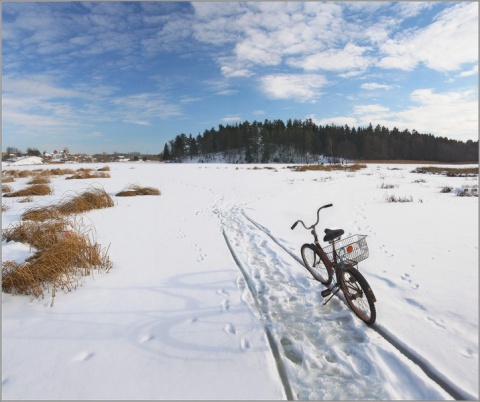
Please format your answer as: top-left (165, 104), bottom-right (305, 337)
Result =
top-left (301, 244), bottom-right (332, 285)
top-left (340, 267), bottom-right (376, 325)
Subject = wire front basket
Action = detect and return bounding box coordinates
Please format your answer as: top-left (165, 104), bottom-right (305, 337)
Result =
top-left (324, 234), bottom-right (369, 265)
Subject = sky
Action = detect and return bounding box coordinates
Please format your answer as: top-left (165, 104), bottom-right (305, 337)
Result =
top-left (2, 1), bottom-right (478, 155)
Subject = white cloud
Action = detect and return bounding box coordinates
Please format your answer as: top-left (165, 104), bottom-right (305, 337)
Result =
top-left (353, 104), bottom-right (391, 116)
top-left (396, 88), bottom-right (478, 140)
top-left (221, 65), bottom-right (253, 78)
top-left (259, 74), bottom-right (328, 103)
top-left (312, 88), bottom-right (478, 141)
top-left (361, 83), bottom-right (397, 90)
top-left (458, 65), bottom-right (478, 78)
top-left (216, 90), bottom-right (238, 96)
top-left (379, 2), bottom-right (478, 72)
top-left (3, 74), bottom-right (84, 99)
top-left (111, 93), bottom-right (183, 121)
top-left (222, 115), bottom-right (242, 123)
top-left (288, 43), bottom-right (373, 73)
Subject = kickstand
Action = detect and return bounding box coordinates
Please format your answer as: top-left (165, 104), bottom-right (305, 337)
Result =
top-left (323, 287), bottom-right (340, 305)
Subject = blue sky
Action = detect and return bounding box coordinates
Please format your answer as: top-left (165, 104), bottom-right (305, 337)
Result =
top-left (2, 1), bottom-right (478, 154)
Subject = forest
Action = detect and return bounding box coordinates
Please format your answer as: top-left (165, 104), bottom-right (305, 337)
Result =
top-left (162, 119), bottom-right (478, 164)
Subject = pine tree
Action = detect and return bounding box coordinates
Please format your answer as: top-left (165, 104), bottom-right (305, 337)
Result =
top-left (162, 143), bottom-right (171, 161)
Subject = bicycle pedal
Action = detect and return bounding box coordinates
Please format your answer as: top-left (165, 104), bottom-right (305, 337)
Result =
top-left (321, 289), bottom-right (331, 297)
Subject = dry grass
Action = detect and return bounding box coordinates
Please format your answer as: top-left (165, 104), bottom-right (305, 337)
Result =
top-left (3, 220), bottom-right (67, 250)
top-left (115, 184), bottom-right (161, 197)
top-left (3, 184), bottom-right (52, 197)
top-left (386, 194), bottom-right (414, 203)
top-left (2, 203), bottom-right (9, 212)
top-left (66, 171), bottom-right (110, 180)
top-left (97, 166), bottom-right (111, 171)
top-left (2, 221), bottom-right (112, 300)
top-left (2, 176), bottom-right (15, 183)
top-left (21, 206), bottom-right (60, 222)
top-left (412, 166), bottom-right (478, 177)
top-left (3, 187), bottom-right (113, 301)
top-left (3, 170), bottom-right (33, 178)
top-left (18, 196), bottom-right (34, 203)
top-left (2, 185), bottom-right (13, 193)
top-left (21, 187), bottom-right (114, 221)
top-left (289, 163), bottom-right (367, 172)
top-left (57, 187), bottom-right (114, 214)
top-left (27, 176), bottom-right (51, 185)
top-left (49, 168), bottom-right (75, 176)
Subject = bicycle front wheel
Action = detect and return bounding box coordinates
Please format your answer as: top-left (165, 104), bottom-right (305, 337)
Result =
top-left (340, 267), bottom-right (376, 325)
top-left (301, 244), bottom-right (332, 285)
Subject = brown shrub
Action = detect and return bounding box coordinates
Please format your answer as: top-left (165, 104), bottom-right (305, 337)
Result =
top-left (116, 184), bottom-right (161, 197)
top-left (3, 184), bottom-right (52, 197)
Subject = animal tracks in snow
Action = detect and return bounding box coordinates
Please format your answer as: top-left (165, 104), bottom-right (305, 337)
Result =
top-left (71, 352), bottom-right (95, 362)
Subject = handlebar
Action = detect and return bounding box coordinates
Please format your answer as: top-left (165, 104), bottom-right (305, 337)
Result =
top-left (291, 203), bottom-right (332, 231)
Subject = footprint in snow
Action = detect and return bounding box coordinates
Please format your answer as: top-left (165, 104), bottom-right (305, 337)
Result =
top-left (240, 338), bottom-right (251, 351)
top-left (427, 316), bottom-right (446, 329)
top-left (72, 352), bottom-right (94, 362)
top-left (177, 230), bottom-right (186, 240)
top-left (217, 289), bottom-right (229, 296)
top-left (221, 299), bottom-right (230, 312)
top-left (224, 323), bottom-right (236, 335)
top-left (280, 337), bottom-right (303, 365)
top-left (139, 334), bottom-right (154, 343)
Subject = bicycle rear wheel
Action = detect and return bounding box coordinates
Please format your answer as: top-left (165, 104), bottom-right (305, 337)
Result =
top-left (301, 244), bottom-right (332, 285)
top-left (340, 267), bottom-right (376, 325)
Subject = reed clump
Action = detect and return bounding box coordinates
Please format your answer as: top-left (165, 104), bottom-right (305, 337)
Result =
top-left (66, 170), bottom-right (110, 180)
top-left (3, 220), bottom-right (67, 250)
top-left (3, 184), bottom-right (52, 197)
top-left (3, 189), bottom-right (113, 300)
top-left (21, 187), bottom-right (114, 221)
top-left (115, 184), bottom-right (161, 197)
top-left (2, 224), bottom-right (112, 299)
top-left (27, 176), bottom-right (51, 185)
top-left (289, 164), bottom-right (367, 172)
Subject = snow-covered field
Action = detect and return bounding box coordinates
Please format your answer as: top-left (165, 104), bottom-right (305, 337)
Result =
top-left (2, 161), bottom-right (478, 400)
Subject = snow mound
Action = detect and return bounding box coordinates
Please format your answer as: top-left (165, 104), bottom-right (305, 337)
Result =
top-left (2, 156), bottom-right (44, 166)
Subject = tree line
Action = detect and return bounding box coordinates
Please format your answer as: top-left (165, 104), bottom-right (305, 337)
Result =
top-left (161, 119), bottom-right (478, 163)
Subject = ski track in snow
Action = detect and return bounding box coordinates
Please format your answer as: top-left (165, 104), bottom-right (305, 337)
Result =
top-left (207, 192), bottom-right (460, 400)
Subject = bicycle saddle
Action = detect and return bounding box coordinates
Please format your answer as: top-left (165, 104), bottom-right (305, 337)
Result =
top-left (324, 228), bottom-right (344, 242)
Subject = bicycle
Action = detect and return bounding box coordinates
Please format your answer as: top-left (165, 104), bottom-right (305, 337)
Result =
top-left (291, 203), bottom-right (376, 325)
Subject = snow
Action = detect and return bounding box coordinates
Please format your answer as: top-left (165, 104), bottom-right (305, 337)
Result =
top-left (2, 156), bottom-right (44, 166)
top-left (2, 161), bottom-right (478, 400)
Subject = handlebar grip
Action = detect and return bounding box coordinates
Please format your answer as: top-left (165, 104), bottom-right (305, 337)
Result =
top-left (324, 203), bottom-right (333, 208)
top-left (291, 221), bottom-right (299, 230)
